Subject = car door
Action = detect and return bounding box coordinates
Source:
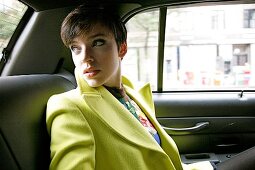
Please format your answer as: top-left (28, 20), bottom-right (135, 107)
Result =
top-left (154, 91), bottom-right (255, 163)
top-left (122, 2), bottom-right (255, 163)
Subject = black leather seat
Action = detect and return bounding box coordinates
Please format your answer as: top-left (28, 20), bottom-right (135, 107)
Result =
top-left (0, 73), bottom-right (76, 170)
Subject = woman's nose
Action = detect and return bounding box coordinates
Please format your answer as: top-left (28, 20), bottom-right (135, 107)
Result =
top-left (83, 47), bottom-right (94, 62)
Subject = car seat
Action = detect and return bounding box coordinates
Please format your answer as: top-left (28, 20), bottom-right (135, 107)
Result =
top-left (0, 72), bottom-right (76, 170)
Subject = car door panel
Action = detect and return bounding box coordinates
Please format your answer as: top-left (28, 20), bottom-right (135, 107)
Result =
top-left (153, 92), bottom-right (255, 162)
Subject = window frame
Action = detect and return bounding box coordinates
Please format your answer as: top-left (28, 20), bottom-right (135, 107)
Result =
top-left (0, 5), bottom-right (33, 75)
top-left (122, 2), bottom-right (255, 93)
top-left (123, 6), bottom-right (167, 92)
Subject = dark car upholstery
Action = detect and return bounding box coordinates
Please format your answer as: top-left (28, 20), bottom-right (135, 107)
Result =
top-left (0, 72), bottom-right (76, 170)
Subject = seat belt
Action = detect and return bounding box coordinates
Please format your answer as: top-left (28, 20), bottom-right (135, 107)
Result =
top-left (0, 48), bottom-right (9, 74)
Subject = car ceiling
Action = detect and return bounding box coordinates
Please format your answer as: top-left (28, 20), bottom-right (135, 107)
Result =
top-left (19, 0), bottom-right (241, 11)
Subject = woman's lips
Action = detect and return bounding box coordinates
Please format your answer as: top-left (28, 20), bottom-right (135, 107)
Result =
top-left (84, 70), bottom-right (100, 78)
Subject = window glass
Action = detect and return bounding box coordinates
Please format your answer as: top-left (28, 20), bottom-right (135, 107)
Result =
top-left (0, 0), bottom-right (27, 58)
top-left (163, 4), bottom-right (255, 90)
top-left (123, 10), bottom-right (159, 90)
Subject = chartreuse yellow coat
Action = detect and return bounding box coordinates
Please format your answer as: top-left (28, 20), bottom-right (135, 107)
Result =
top-left (46, 71), bottom-right (213, 170)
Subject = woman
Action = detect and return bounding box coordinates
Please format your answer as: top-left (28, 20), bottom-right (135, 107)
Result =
top-left (46, 2), bottom-right (254, 170)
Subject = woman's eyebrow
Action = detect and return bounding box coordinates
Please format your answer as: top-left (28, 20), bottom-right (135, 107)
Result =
top-left (69, 39), bottom-right (78, 45)
top-left (88, 33), bottom-right (107, 39)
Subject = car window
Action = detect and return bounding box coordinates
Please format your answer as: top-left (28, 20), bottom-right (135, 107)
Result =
top-left (0, 0), bottom-right (27, 58)
top-left (123, 9), bottom-right (159, 90)
top-left (164, 4), bottom-right (255, 91)
top-left (124, 4), bottom-right (255, 91)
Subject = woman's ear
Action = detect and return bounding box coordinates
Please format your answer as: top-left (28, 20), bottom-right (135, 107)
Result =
top-left (119, 42), bottom-right (127, 60)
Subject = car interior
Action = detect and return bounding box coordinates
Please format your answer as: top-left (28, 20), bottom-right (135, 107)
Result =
top-left (1, 0), bottom-right (255, 169)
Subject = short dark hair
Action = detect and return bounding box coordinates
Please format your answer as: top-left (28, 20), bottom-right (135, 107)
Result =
top-left (60, 2), bottom-right (127, 49)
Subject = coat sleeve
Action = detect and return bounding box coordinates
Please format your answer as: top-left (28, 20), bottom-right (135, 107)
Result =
top-left (46, 94), bottom-right (95, 170)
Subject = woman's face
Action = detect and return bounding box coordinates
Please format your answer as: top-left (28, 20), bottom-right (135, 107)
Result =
top-left (70, 23), bottom-right (127, 88)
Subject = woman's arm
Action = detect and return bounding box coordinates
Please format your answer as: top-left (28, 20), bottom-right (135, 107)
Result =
top-left (46, 94), bottom-right (95, 170)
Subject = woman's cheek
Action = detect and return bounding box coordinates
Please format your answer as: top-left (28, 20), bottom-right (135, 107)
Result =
top-left (72, 55), bottom-right (81, 67)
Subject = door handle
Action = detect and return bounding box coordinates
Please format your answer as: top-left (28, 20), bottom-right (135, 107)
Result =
top-left (216, 144), bottom-right (238, 147)
top-left (161, 122), bottom-right (209, 134)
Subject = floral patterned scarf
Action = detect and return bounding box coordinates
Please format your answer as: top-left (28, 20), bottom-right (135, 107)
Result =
top-left (105, 85), bottom-right (161, 145)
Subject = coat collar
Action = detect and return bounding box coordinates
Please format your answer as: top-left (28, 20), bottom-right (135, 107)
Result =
top-left (75, 69), bottom-right (166, 154)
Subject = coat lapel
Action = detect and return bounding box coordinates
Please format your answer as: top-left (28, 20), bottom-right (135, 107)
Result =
top-left (75, 70), bottom-right (165, 154)
top-left (124, 82), bottom-right (183, 170)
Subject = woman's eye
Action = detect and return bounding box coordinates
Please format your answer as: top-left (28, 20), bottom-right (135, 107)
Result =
top-left (92, 39), bottom-right (105, 47)
top-left (70, 46), bottom-right (81, 54)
